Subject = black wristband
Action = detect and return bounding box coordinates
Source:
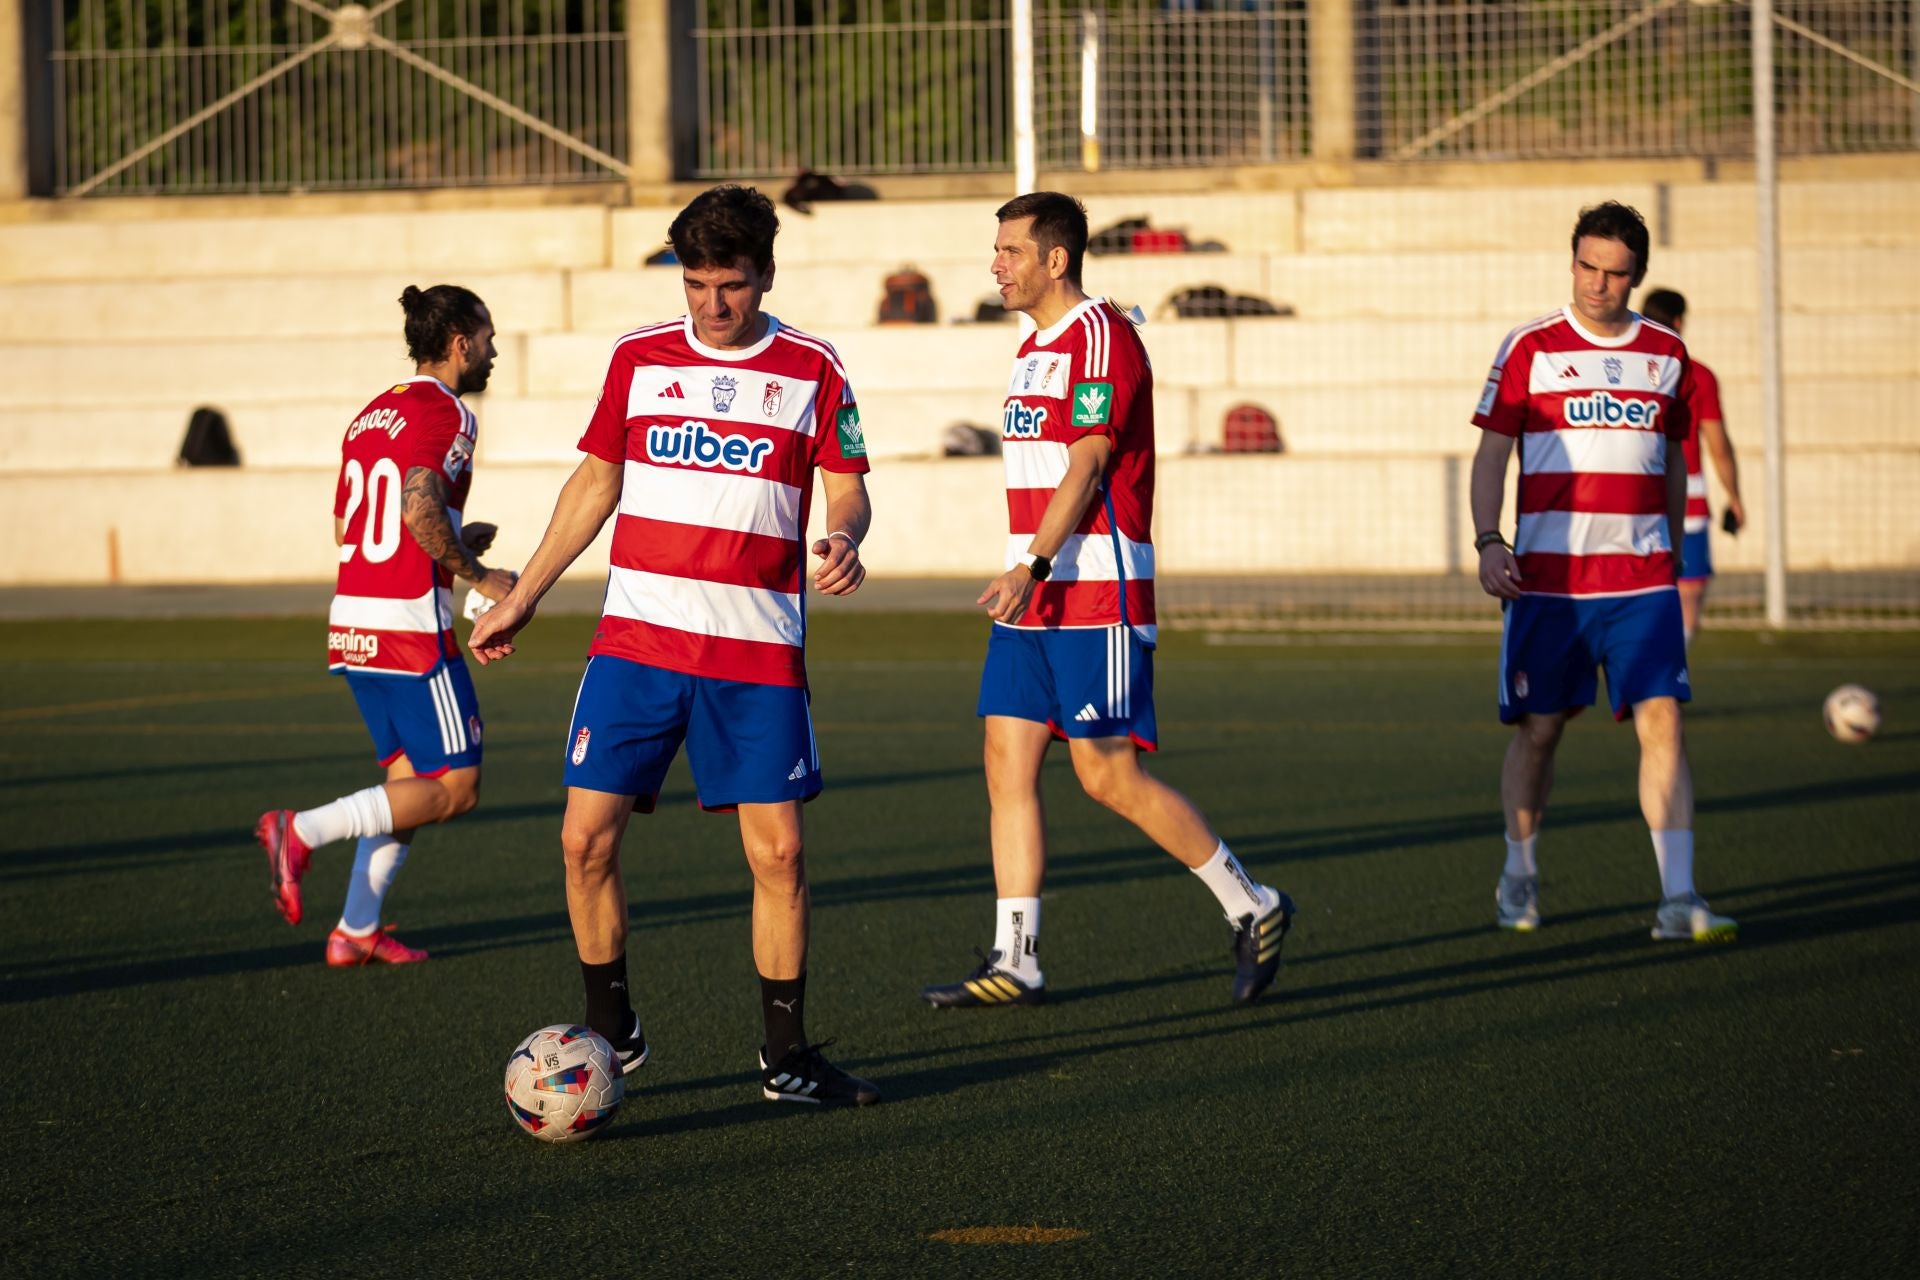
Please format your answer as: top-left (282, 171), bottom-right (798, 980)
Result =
top-left (1474, 530), bottom-right (1508, 553)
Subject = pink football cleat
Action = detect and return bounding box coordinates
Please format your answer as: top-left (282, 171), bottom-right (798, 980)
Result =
top-left (326, 926), bottom-right (429, 967)
top-left (255, 809), bottom-right (313, 925)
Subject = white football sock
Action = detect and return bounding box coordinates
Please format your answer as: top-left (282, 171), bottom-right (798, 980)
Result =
top-left (292, 784), bottom-right (394, 850)
top-left (338, 837), bottom-right (409, 936)
top-left (1504, 834), bottom-right (1539, 877)
top-left (1651, 829), bottom-right (1696, 900)
top-left (992, 897), bottom-right (1043, 986)
top-left (1191, 841), bottom-right (1276, 920)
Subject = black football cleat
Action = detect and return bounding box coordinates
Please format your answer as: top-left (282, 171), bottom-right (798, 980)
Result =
top-left (1230, 891), bottom-right (1296, 1005)
top-left (759, 1041), bottom-right (881, 1106)
top-left (609, 1009), bottom-right (649, 1076)
top-left (920, 948), bottom-right (1047, 1008)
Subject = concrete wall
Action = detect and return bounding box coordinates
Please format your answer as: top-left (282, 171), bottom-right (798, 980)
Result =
top-left (2, 174), bottom-right (1916, 587)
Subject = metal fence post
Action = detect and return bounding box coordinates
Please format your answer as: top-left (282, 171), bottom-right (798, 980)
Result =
top-left (0, 0), bottom-right (26, 200)
top-left (1309, 0), bottom-right (1355, 166)
top-left (628, 0), bottom-right (675, 187)
top-left (1754, 0), bottom-right (1788, 628)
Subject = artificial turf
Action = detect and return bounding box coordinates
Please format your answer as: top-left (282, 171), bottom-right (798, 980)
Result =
top-left (2, 613), bottom-right (1916, 1277)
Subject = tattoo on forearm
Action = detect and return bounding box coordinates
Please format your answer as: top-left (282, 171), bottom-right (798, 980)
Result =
top-left (403, 466), bottom-right (484, 582)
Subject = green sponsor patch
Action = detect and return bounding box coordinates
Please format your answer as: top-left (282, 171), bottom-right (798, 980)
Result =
top-left (1071, 381), bottom-right (1113, 427)
top-left (836, 406), bottom-right (867, 458)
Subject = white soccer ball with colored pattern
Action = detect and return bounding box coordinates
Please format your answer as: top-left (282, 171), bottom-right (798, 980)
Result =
top-left (1822, 684), bottom-right (1880, 744)
top-left (504, 1024), bottom-right (624, 1142)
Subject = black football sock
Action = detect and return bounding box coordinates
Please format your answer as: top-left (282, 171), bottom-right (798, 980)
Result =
top-left (581, 955), bottom-right (633, 1043)
top-left (760, 972), bottom-right (808, 1065)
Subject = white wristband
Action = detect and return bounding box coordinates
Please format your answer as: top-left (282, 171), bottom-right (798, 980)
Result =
top-left (826, 530), bottom-right (859, 552)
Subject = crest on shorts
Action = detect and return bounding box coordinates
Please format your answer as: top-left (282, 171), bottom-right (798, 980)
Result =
top-left (1514, 672), bottom-right (1530, 699)
top-left (762, 380), bottom-right (783, 417)
top-left (1603, 357), bottom-right (1623, 385)
top-left (571, 727), bottom-right (591, 765)
top-left (469, 715), bottom-right (483, 746)
top-left (710, 376), bottom-right (738, 413)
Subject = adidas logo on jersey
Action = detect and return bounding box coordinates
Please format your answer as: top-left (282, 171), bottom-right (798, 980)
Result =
top-left (1073, 704), bottom-right (1101, 723)
top-left (658, 382), bottom-right (686, 399)
top-left (1559, 364), bottom-right (1580, 379)
top-left (787, 759), bottom-right (808, 781)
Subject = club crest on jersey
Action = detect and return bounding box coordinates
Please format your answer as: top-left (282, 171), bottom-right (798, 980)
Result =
top-left (710, 376), bottom-right (738, 413)
top-left (1071, 381), bottom-right (1113, 427)
top-left (1603, 357), bottom-right (1624, 385)
top-left (762, 380), bottom-right (783, 417)
top-left (1647, 359), bottom-right (1661, 383)
top-left (1022, 357), bottom-right (1040, 390)
top-left (572, 727), bottom-right (591, 765)
top-left (647, 420), bottom-right (776, 473)
top-left (1003, 400), bottom-right (1048, 439)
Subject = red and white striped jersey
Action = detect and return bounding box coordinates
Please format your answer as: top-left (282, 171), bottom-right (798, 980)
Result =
top-left (577, 315), bottom-right (868, 687)
top-left (1678, 358), bottom-right (1723, 533)
top-left (998, 297), bottom-right (1157, 641)
top-left (328, 376), bottom-right (476, 675)
top-left (1474, 307), bottom-right (1691, 597)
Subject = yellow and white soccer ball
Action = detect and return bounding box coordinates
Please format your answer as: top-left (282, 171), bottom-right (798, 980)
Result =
top-left (503, 1024), bottom-right (624, 1142)
top-left (1822, 684), bottom-right (1881, 744)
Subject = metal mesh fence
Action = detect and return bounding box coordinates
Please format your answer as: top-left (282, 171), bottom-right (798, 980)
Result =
top-left (690, 0), bottom-right (1309, 178)
top-left (50, 0), bottom-right (628, 195)
top-left (1030, 1), bottom-right (1311, 171)
top-left (690, 0), bottom-right (1014, 177)
top-left (1365, 0), bottom-right (1920, 161)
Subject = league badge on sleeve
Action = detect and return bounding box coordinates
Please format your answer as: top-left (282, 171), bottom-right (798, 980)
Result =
top-left (1071, 382), bottom-right (1113, 427)
top-left (836, 406), bottom-right (867, 458)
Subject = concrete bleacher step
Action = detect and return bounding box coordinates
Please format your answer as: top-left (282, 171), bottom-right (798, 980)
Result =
top-left (0, 206), bottom-right (611, 284)
top-left (2, 239), bottom-right (1910, 347)
top-left (0, 271), bottom-right (568, 343)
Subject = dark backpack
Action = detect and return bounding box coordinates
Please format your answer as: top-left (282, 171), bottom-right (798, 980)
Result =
top-left (178, 406), bottom-right (241, 467)
top-left (878, 268), bottom-right (936, 324)
top-left (1164, 286), bottom-right (1292, 319)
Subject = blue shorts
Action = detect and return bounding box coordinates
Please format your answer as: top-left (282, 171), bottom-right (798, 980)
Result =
top-left (562, 655), bottom-right (821, 812)
top-left (1680, 528), bottom-right (1713, 581)
top-left (344, 660), bottom-right (483, 777)
top-left (1499, 591), bottom-right (1690, 724)
top-left (977, 623), bottom-right (1158, 750)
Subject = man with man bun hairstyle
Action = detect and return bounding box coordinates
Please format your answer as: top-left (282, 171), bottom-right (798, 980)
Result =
top-left (255, 284), bottom-right (517, 966)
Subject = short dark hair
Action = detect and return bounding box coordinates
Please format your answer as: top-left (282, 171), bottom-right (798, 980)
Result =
top-left (399, 284), bottom-right (487, 363)
top-left (1571, 201), bottom-right (1651, 281)
top-left (668, 184), bottom-right (780, 273)
top-left (996, 191), bottom-right (1089, 286)
top-left (1640, 287), bottom-right (1686, 328)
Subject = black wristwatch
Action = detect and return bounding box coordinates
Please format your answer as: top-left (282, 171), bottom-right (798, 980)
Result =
top-left (1019, 552), bottom-right (1053, 582)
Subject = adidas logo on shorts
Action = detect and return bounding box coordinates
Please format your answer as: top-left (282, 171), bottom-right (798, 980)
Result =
top-left (1073, 704), bottom-right (1100, 723)
top-left (787, 759), bottom-right (808, 781)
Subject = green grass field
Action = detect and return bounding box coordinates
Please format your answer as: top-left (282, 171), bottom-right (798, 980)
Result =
top-left (3, 614), bottom-right (1916, 1276)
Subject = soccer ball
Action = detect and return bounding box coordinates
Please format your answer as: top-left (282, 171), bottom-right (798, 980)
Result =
top-left (1822, 684), bottom-right (1881, 744)
top-left (503, 1024), bottom-right (624, 1142)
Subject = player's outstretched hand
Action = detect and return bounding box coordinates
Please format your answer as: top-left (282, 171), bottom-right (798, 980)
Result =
top-left (979, 567), bottom-right (1036, 624)
top-left (461, 521), bottom-right (499, 556)
top-left (1478, 544), bottom-right (1524, 600)
top-left (812, 535), bottom-right (866, 596)
top-left (469, 591), bottom-right (534, 666)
